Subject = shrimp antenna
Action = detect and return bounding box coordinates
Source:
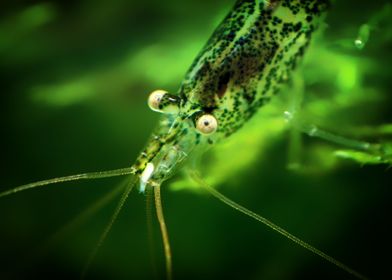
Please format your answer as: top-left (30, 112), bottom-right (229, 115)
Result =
top-left (189, 170), bottom-right (368, 280)
top-left (81, 175), bottom-right (137, 279)
top-left (153, 183), bottom-right (172, 280)
top-left (145, 186), bottom-right (159, 278)
top-left (0, 167), bottom-right (135, 198)
top-left (37, 178), bottom-right (127, 257)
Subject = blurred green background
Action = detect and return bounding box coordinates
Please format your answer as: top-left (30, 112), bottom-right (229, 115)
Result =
top-left (0, 0), bottom-right (391, 279)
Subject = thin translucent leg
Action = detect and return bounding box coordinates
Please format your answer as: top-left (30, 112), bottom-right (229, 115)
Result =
top-left (288, 127), bottom-right (303, 169)
top-left (284, 111), bottom-right (376, 152)
top-left (287, 73), bottom-right (305, 170)
top-left (189, 170), bottom-right (368, 280)
top-left (154, 184), bottom-right (172, 280)
top-left (0, 167), bottom-right (135, 198)
top-left (81, 174), bottom-right (137, 279)
top-left (299, 123), bottom-right (375, 151)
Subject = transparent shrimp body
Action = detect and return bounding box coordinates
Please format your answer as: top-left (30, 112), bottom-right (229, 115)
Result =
top-left (133, 0), bottom-right (330, 191)
top-left (1, 1), bottom-right (373, 280)
top-left (136, 114), bottom-right (198, 192)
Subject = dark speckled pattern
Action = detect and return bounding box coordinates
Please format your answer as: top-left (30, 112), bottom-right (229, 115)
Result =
top-left (133, 0), bottom-right (329, 181)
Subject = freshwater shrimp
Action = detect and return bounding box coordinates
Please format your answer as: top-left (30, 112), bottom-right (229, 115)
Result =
top-left (1, 0), bottom-right (384, 279)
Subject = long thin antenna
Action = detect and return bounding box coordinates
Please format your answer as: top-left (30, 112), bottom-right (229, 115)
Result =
top-left (146, 186), bottom-right (158, 279)
top-left (36, 179), bottom-right (126, 258)
top-left (154, 184), bottom-right (172, 280)
top-left (81, 175), bottom-right (137, 279)
top-left (189, 170), bottom-right (368, 280)
top-left (0, 167), bottom-right (135, 198)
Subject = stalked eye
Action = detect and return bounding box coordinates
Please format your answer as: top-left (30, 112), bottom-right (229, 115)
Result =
top-left (148, 89), bottom-right (180, 114)
top-left (148, 90), bottom-right (167, 112)
top-left (196, 114), bottom-right (218, 135)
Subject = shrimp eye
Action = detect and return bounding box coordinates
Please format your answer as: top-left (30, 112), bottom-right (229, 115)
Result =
top-left (148, 89), bottom-right (180, 114)
top-left (196, 114), bottom-right (218, 135)
top-left (148, 90), bottom-right (167, 112)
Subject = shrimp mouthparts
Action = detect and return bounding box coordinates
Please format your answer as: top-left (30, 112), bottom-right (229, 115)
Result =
top-left (140, 162), bottom-right (155, 192)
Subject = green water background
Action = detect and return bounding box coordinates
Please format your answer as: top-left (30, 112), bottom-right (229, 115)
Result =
top-left (0, 0), bottom-right (391, 279)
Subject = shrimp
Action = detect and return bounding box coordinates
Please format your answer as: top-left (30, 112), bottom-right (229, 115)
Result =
top-left (1, 0), bottom-right (385, 279)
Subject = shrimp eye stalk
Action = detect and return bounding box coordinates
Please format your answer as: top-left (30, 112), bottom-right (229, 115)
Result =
top-left (196, 114), bottom-right (218, 135)
top-left (148, 90), bottom-right (180, 114)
